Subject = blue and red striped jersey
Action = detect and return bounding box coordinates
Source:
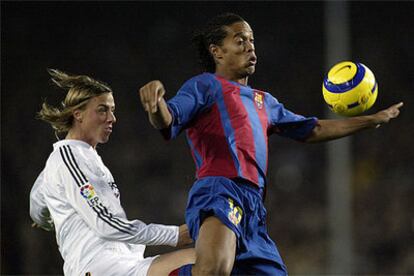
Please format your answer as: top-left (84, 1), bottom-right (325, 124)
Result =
top-left (166, 73), bottom-right (317, 190)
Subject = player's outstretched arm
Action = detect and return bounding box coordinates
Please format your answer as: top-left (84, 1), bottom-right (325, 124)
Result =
top-left (139, 80), bottom-right (172, 129)
top-left (305, 102), bottom-right (403, 143)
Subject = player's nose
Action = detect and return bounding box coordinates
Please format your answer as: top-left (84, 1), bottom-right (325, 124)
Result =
top-left (108, 111), bottom-right (116, 123)
top-left (246, 40), bottom-right (255, 52)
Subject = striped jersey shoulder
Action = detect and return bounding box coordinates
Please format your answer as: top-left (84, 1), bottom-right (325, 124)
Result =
top-left (56, 142), bottom-right (104, 177)
top-left (188, 72), bottom-right (216, 82)
top-left (184, 72), bottom-right (218, 90)
top-left (52, 144), bottom-right (90, 188)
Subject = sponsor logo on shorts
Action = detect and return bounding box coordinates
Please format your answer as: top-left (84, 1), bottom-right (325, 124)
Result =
top-left (228, 198), bottom-right (243, 226)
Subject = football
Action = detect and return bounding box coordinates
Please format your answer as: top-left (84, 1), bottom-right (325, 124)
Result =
top-left (322, 61), bottom-right (378, 116)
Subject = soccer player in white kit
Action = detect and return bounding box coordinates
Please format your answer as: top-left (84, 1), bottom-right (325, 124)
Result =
top-left (30, 69), bottom-right (195, 276)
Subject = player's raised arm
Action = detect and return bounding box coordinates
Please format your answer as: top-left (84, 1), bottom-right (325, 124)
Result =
top-left (305, 102), bottom-right (403, 143)
top-left (139, 80), bottom-right (172, 129)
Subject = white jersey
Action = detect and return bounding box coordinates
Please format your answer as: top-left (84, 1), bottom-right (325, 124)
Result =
top-left (30, 140), bottom-right (178, 275)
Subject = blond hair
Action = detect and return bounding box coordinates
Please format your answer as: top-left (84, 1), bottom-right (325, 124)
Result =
top-left (38, 69), bottom-right (112, 135)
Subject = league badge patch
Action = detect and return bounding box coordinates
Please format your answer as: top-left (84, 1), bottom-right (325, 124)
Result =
top-left (254, 91), bottom-right (264, 109)
top-left (228, 198), bottom-right (243, 226)
top-left (80, 184), bottom-right (96, 200)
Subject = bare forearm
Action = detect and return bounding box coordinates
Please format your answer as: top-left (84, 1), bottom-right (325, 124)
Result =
top-left (305, 102), bottom-right (403, 143)
top-left (306, 115), bottom-right (379, 143)
top-left (148, 98), bottom-right (172, 129)
top-left (139, 80), bottom-right (173, 129)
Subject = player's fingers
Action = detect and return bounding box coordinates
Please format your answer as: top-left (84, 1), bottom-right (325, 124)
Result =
top-left (395, 102), bottom-right (404, 109)
top-left (157, 86), bottom-right (166, 102)
top-left (140, 80), bottom-right (165, 113)
top-left (139, 86), bottom-right (153, 111)
top-left (150, 103), bottom-right (158, 113)
top-left (150, 84), bottom-right (165, 113)
top-left (145, 88), bottom-right (157, 113)
top-left (139, 88), bottom-right (146, 106)
top-left (389, 102), bottom-right (403, 111)
top-left (393, 108), bottom-right (400, 117)
top-left (149, 88), bottom-right (160, 113)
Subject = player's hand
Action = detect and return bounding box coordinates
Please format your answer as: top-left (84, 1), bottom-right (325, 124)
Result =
top-left (176, 224), bottom-right (193, 248)
top-left (372, 102), bottom-right (403, 128)
top-left (139, 80), bottom-right (166, 114)
top-left (31, 221), bottom-right (55, 232)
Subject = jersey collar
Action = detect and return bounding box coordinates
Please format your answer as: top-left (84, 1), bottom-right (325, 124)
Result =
top-left (53, 139), bottom-right (94, 151)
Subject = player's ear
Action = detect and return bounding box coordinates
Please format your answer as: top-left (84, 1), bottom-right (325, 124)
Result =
top-left (73, 109), bottom-right (84, 123)
top-left (209, 44), bottom-right (223, 61)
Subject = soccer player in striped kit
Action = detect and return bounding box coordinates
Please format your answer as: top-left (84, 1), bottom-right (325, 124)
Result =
top-left (30, 69), bottom-right (195, 275)
top-left (139, 13), bottom-right (402, 275)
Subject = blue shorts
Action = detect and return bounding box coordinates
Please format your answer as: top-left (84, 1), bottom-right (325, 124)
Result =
top-left (185, 176), bottom-right (288, 275)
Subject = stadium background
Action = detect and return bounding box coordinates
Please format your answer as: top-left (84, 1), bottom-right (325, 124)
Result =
top-left (2, 1), bottom-right (413, 274)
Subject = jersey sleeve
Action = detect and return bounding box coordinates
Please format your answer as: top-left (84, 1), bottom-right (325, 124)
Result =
top-left (266, 94), bottom-right (318, 141)
top-left (57, 145), bottom-right (179, 246)
top-left (29, 170), bottom-right (54, 231)
top-left (163, 74), bottom-right (216, 139)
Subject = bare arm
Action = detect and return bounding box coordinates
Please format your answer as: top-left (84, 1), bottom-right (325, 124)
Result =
top-left (305, 102), bottom-right (403, 143)
top-left (139, 80), bottom-right (172, 129)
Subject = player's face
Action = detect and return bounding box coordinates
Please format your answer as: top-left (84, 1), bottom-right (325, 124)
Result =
top-left (216, 21), bottom-right (257, 77)
top-left (78, 93), bottom-right (116, 147)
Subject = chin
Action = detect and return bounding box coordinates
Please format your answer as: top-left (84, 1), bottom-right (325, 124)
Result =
top-left (100, 136), bottom-right (110, 144)
top-left (240, 65), bottom-right (255, 77)
top-left (246, 66), bottom-right (256, 75)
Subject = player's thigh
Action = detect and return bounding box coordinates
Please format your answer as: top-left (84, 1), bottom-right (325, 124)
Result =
top-left (84, 253), bottom-right (154, 276)
top-left (146, 248), bottom-right (195, 276)
top-left (195, 215), bottom-right (237, 267)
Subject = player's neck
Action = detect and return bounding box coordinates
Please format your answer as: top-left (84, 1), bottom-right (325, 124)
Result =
top-left (66, 128), bottom-right (97, 149)
top-left (215, 70), bottom-right (249, 86)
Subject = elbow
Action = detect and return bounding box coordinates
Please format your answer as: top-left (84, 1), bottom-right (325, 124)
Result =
top-left (303, 134), bottom-right (318, 143)
top-left (29, 199), bottom-right (45, 224)
top-left (302, 128), bottom-right (320, 143)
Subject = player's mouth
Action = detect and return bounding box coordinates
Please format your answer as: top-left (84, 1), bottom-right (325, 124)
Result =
top-left (104, 126), bottom-right (112, 134)
top-left (247, 55), bottom-right (257, 66)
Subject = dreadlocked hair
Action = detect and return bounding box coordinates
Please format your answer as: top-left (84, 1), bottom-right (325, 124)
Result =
top-left (192, 13), bottom-right (245, 72)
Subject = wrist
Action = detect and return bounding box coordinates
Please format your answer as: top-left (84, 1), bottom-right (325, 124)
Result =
top-left (148, 100), bottom-right (172, 129)
top-left (365, 114), bottom-right (381, 128)
top-left (172, 225), bottom-right (180, 247)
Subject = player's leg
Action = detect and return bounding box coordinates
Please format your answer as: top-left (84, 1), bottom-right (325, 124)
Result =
top-left (175, 177), bottom-right (243, 275)
top-left (146, 248), bottom-right (195, 276)
top-left (231, 189), bottom-right (288, 276)
top-left (192, 215), bottom-right (237, 275)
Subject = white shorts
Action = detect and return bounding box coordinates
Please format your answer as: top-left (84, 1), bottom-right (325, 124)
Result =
top-left (80, 253), bottom-right (159, 276)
